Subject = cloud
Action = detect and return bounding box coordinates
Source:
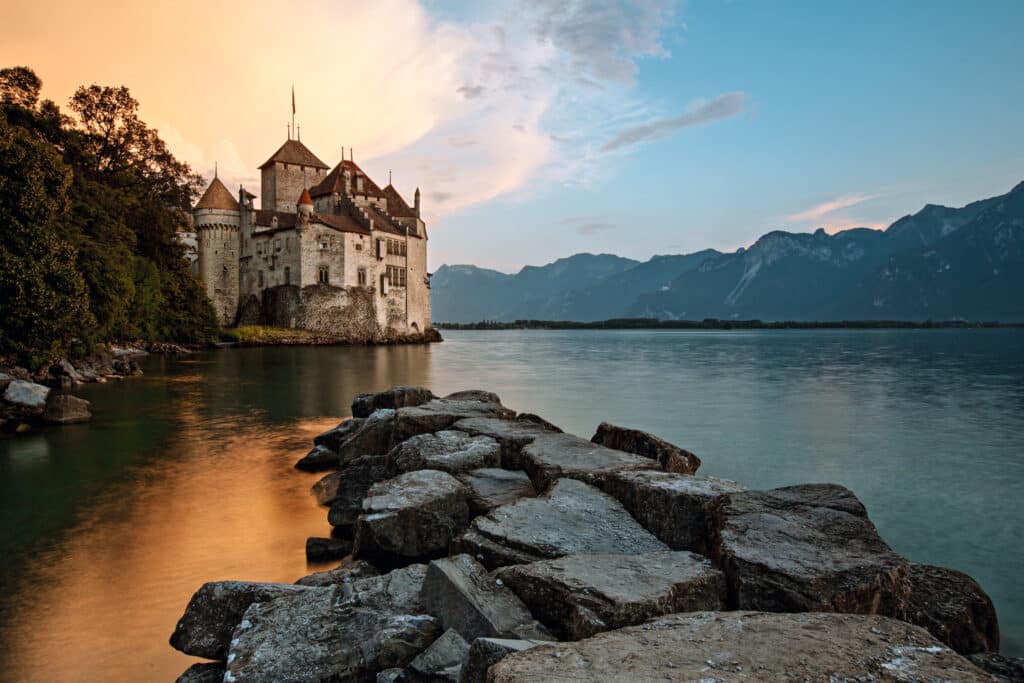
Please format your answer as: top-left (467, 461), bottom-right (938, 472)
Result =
top-left (457, 85), bottom-right (486, 99)
top-left (560, 216), bottom-right (616, 235)
top-left (600, 92), bottom-right (747, 152)
top-left (787, 193), bottom-right (880, 223)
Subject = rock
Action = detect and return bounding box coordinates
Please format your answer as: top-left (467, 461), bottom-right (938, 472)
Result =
top-left (902, 562), bottom-right (999, 654)
top-left (513, 413), bottom-right (562, 433)
top-left (402, 628), bottom-right (468, 682)
top-left (712, 484), bottom-right (910, 614)
top-left (3, 380), bottom-right (50, 411)
top-left (42, 393), bottom-right (92, 424)
top-left (353, 386), bottom-right (437, 418)
top-left (224, 585), bottom-right (441, 682)
top-left (296, 558), bottom-right (381, 587)
top-left (174, 662), bottom-right (225, 683)
top-left (969, 652), bottom-right (1024, 682)
top-left (591, 421), bottom-right (701, 474)
top-left (452, 417), bottom-right (558, 468)
top-left (327, 454), bottom-right (391, 534)
top-left (55, 359), bottom-right (85, 383)
top-left (459, 638), bottom-right (553, 683)
top-left (391, 399), bottom-right (516, 446)
top-left (599, 470), bottom-right (745, 555)
top-left (310, 470), bottom-right (342, 505)
top-left (294, 443), bottom-right (339, 472)
top-left (518, 432), bottom-right (658, 491)
top-left (312, 416), bottom-right (365, 452)
top-left (457, 478), bottom-right (668, 568)
top-left (341, 564), bottom-right (429, 614)
top-left (456, 469), bottom-right (536, 515)
top-left (497, 552), bottom-right (725, 640)
top-left (421, 554), bottom-right (551, 642)
top-left (444, 390), bottom-right (502, 404)
top-left (354, 470), bottom-right (471, 563)
top-left (305, 536), bottom-right (353, 562)
top-left (451, 529), bottom-right (547, 569)
top-left (378, 668), bottom-right (404, 683)
top-left (391, 431), bottom-right (501, 474)
top-left (168, 581), bottom-right (311, 659)
top-left (488, 611), bottom-right (989, 682)
top-left (0, 372), bottom-right (14, 391)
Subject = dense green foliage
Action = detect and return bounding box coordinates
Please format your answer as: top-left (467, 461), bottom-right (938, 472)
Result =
top-left (0, 66), bottom-right (217, 366)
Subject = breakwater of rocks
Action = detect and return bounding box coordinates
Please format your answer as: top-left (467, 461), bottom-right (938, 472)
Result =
top-left (169, 387), bottom-right (1021, 682)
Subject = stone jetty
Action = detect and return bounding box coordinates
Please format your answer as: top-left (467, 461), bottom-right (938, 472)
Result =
top-left (170, 387), bottom-right (1018, 682)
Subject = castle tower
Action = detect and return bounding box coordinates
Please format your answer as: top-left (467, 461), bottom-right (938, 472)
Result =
top-left (193, 175), bottom-right (241, 326)
top-left (258, 139), bottom-right (329, 212)
top-left (297, 187), bottom-right (314, 217)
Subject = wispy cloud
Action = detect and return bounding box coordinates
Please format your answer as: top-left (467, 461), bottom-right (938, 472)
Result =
top-left (786, 193), bottom-right (879, 223)
top-left (560, 216), bottom-right (616, 235)
top-left (601, 92), bottom-right (747, 152)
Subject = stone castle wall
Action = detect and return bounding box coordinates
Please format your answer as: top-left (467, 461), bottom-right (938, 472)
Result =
top-left (262, 162), bottom-right (328, 212)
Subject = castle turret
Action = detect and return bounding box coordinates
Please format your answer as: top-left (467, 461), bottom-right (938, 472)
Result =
top-left (258, 139), bottom-right (329, 212)
top-left (194, 175), bottom-right (241, 326)
top-left (297, 187), bottom-right (314, 217)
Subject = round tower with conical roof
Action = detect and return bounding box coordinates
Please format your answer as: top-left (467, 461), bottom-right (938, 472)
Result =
top-left (194, 175), bottom-right (241, 326)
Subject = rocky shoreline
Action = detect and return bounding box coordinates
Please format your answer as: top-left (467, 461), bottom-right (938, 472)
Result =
top-left (169, 387), bottom-right (1021, 682)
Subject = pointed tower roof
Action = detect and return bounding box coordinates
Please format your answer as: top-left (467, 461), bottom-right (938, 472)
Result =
top-left (298, 188), bottom-right (313, 206)
top-left (383, 184), bottom-right (416, 217)
top-left (195, 176), bottom-right (240, 211)
top-left (258, 139), bottom-right (329, 170)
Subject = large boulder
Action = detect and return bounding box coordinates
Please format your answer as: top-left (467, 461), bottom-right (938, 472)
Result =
top-left (590, 421), bottom-right (701, 474)
top-left (327, 454), bottom-right (391, 534)
top-left (599, 470), bottom-right (745, 555)
top-left (518, 433), bottom-right (658, 491)
top-left (444, 390), bottom-right (502, 404)
top-left (3, 379), bottom-right (50, 420)
top-left (224, 585), bottom-right (440, 682)
top-left (354, 470), bottom-right (471, 563)
top-left (168, 581), bottom-right (311, 659)
top-left (456, 468), bottom-right (536, 515)
top-left (312, 416), bottom-right (365, 452)
top-left (496, 552), bottom-right (725, 640)
top-left (296, 559), bottom-right (381, 587)
top-left (488, 611), bottom-right (989, 682)
top-left (902, 562), bottom-right (999, 654)
top-left (399, 628), bottom-right (468, 682)
top-left (42, 393), bottom-right (92, 424)
top-left (174, 662), bottom-right (224, 683)
top-left (459, 638), bottom-right (553, 683)
top-left (305, 536), bottom-right (352, 562)
top-left (310, 470), bottom-right (343, 505)
top-left (353, 386), bottom-right (436, 417)
top-left (969, 652), bottom-right (1024, 682)
top-left (341, 564), bottom-right (429, 613)
top-left (455, 478), bottom-right (669, 568)
top-left (452, 417), bottom-right (558, 468)
top-left (295, 443), bottom-right (340, 472)
top-left (712, 484), bottom-right (910, 614)
top-left (420, 554), bottom-right (551, 642)
top-left (390, 431), bottom-right (501, 474)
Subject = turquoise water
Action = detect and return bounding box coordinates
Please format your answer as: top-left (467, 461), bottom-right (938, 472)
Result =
top-left (0, 329), bottom-right (1021, 680)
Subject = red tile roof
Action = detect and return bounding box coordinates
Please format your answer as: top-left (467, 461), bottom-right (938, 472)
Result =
top-left (258, 139), bottom-right (329, 170)
top-left (195, 177), bottom-right (239, 211)
top-left (383, 184), bottom-right (416, 217)
top-left (310, 160), bottom-right (385, 198)
top-left (298, 188), bottom-right (313, 206)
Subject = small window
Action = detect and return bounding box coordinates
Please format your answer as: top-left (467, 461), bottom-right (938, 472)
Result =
top-left (284, 266), bottom-right (291, 285)
top-left (355, 243), bottom-right (363, 251)
top-left (358, 268), bottom-right (367, 286)
top-left (274, 238), bottom-right (281, 252)
top-left (258, 270), bottom-right (264, 287)
top-left (318, 265), bottom-right (329, 284)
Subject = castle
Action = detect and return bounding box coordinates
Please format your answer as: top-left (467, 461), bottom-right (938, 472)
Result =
top-left (191, 136), bottom-right (431, 341)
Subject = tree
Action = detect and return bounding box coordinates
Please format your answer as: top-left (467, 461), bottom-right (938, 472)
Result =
top-left (0, 66), bottom-right (41, 109)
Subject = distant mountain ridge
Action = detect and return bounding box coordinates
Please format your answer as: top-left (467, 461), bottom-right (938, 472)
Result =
top-left (431, 182), bottom-right (1024, 322)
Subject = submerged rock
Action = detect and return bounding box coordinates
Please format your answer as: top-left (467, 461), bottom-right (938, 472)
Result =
top-left (712, 484), bottom-right (910, 614)
top-left (456, 468), bottom-right (536, 515)
top-left (295, 443), bottom-right (340, 472)
top-left (903, 562), bottom-right (999, 654)
top-left (354, 470), bottom-right (471, 563)
top-left (353, 386), bottom-right (436, 418)
top-left (591, 421), bottom-right (701, 474)
top-left (519, 432), bottom-right (658, 491)
top-left (224, 585), bottom-right (440, 682)
top-left (489, 611), bottom-right (989, 682)
top-left (311, 416), bottom-right (365, 453)
top-left (497, 551), bottom-right (725, 640)
top-left (459, 638), bottom-right (554, 683)
top-left (390, 431), bottom-right (501, 474)
top-left (42, 393), bottom-right (91, 424)
top-left (421, 554), bottom-right (551, 642)
top-left (169, 581), bottom-right (311, 659)
top-left (310, 470), bottom-right (342, 505)
top-left (457, 478), bottom-right (668, 568)
top-left (174, 662), bottom-right (225, 683)
top-left (295, 559), bottom-right (380, 587)
top-left (600, 470), bottom-right (745, 555)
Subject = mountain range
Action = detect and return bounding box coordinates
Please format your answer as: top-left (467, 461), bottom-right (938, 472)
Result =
top-left (431, 181), bottom-right (1024, 322)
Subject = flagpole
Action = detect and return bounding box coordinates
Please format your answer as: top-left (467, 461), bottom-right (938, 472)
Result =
top-left (291, 86), bottom-right (295, 140)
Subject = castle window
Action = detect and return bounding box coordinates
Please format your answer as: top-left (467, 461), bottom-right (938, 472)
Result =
top-left (355, 243), bottom-right (363, 251)
top-left (318, 265), bottom-right (329, 284)
top-left (274, 239), bottom-right (281, 252)
top-left (358, 268), bottom-right (367, 286)
top-left (258, 270), bottom-right (264, 287)
top-left (386, 265), bottom-right (407, 287)
top-left (284, 266), bottom-right (291, 285)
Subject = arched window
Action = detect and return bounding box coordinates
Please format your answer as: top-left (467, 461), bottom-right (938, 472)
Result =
top-left (318, 265), bottom-right (329, 284)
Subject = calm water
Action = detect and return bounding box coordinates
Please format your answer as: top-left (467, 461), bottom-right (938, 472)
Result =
top-left (1, 329), bottom-right (1022, 681)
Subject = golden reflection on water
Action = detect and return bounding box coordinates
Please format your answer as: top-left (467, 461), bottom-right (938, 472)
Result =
top-left (5, 413), bottom-right (339, 682)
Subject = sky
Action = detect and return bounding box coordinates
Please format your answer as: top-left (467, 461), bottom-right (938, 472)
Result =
top-left (2, 0), bottom-right (1022, 272)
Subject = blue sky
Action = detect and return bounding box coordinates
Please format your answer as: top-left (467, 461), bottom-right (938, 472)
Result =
top-left (424, 0), bottom-right (1024, 271)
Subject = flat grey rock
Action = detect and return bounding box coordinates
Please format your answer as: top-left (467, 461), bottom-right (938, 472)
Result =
top-left (591, 421), bottom-right (701, 474)
top-left (460, 478), bottom-right (668, 568)
top-left (295, 559), bottom-right (381, 587)
top-left (489, 612), bottom-right (990, 682)
top-left (600, 469), bottom-right (745, 555)
top-left (403, 628), bottom-right (468, 682)
top-left (421, 554), bottom-right (551, 642)
top-left (168, 581), bottom-right (312, 659)
top-left (519, 432), bottom-right (658, 491)
top-left (353, 386), bottom-right (436, 418)
top-left (354, 470), bottom-right (471, 562)
top-left (459, 638), bottom-right (553, 683)
top-left (391, 431), bottom-right (501, 474)
top-left (456, 468), bottom-right (536, 515)
top-left (497, 551), bottom-right (725, 640)
top-left (452, 417), bottom-right (558, 468)
top-left (341, 564), bottom-right (429, 614)
top-left (3, 380), bottom-right (49, 410)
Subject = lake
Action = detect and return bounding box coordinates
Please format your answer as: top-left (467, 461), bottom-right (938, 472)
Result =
top-left (1, 329), bottom-right (1022, 681)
